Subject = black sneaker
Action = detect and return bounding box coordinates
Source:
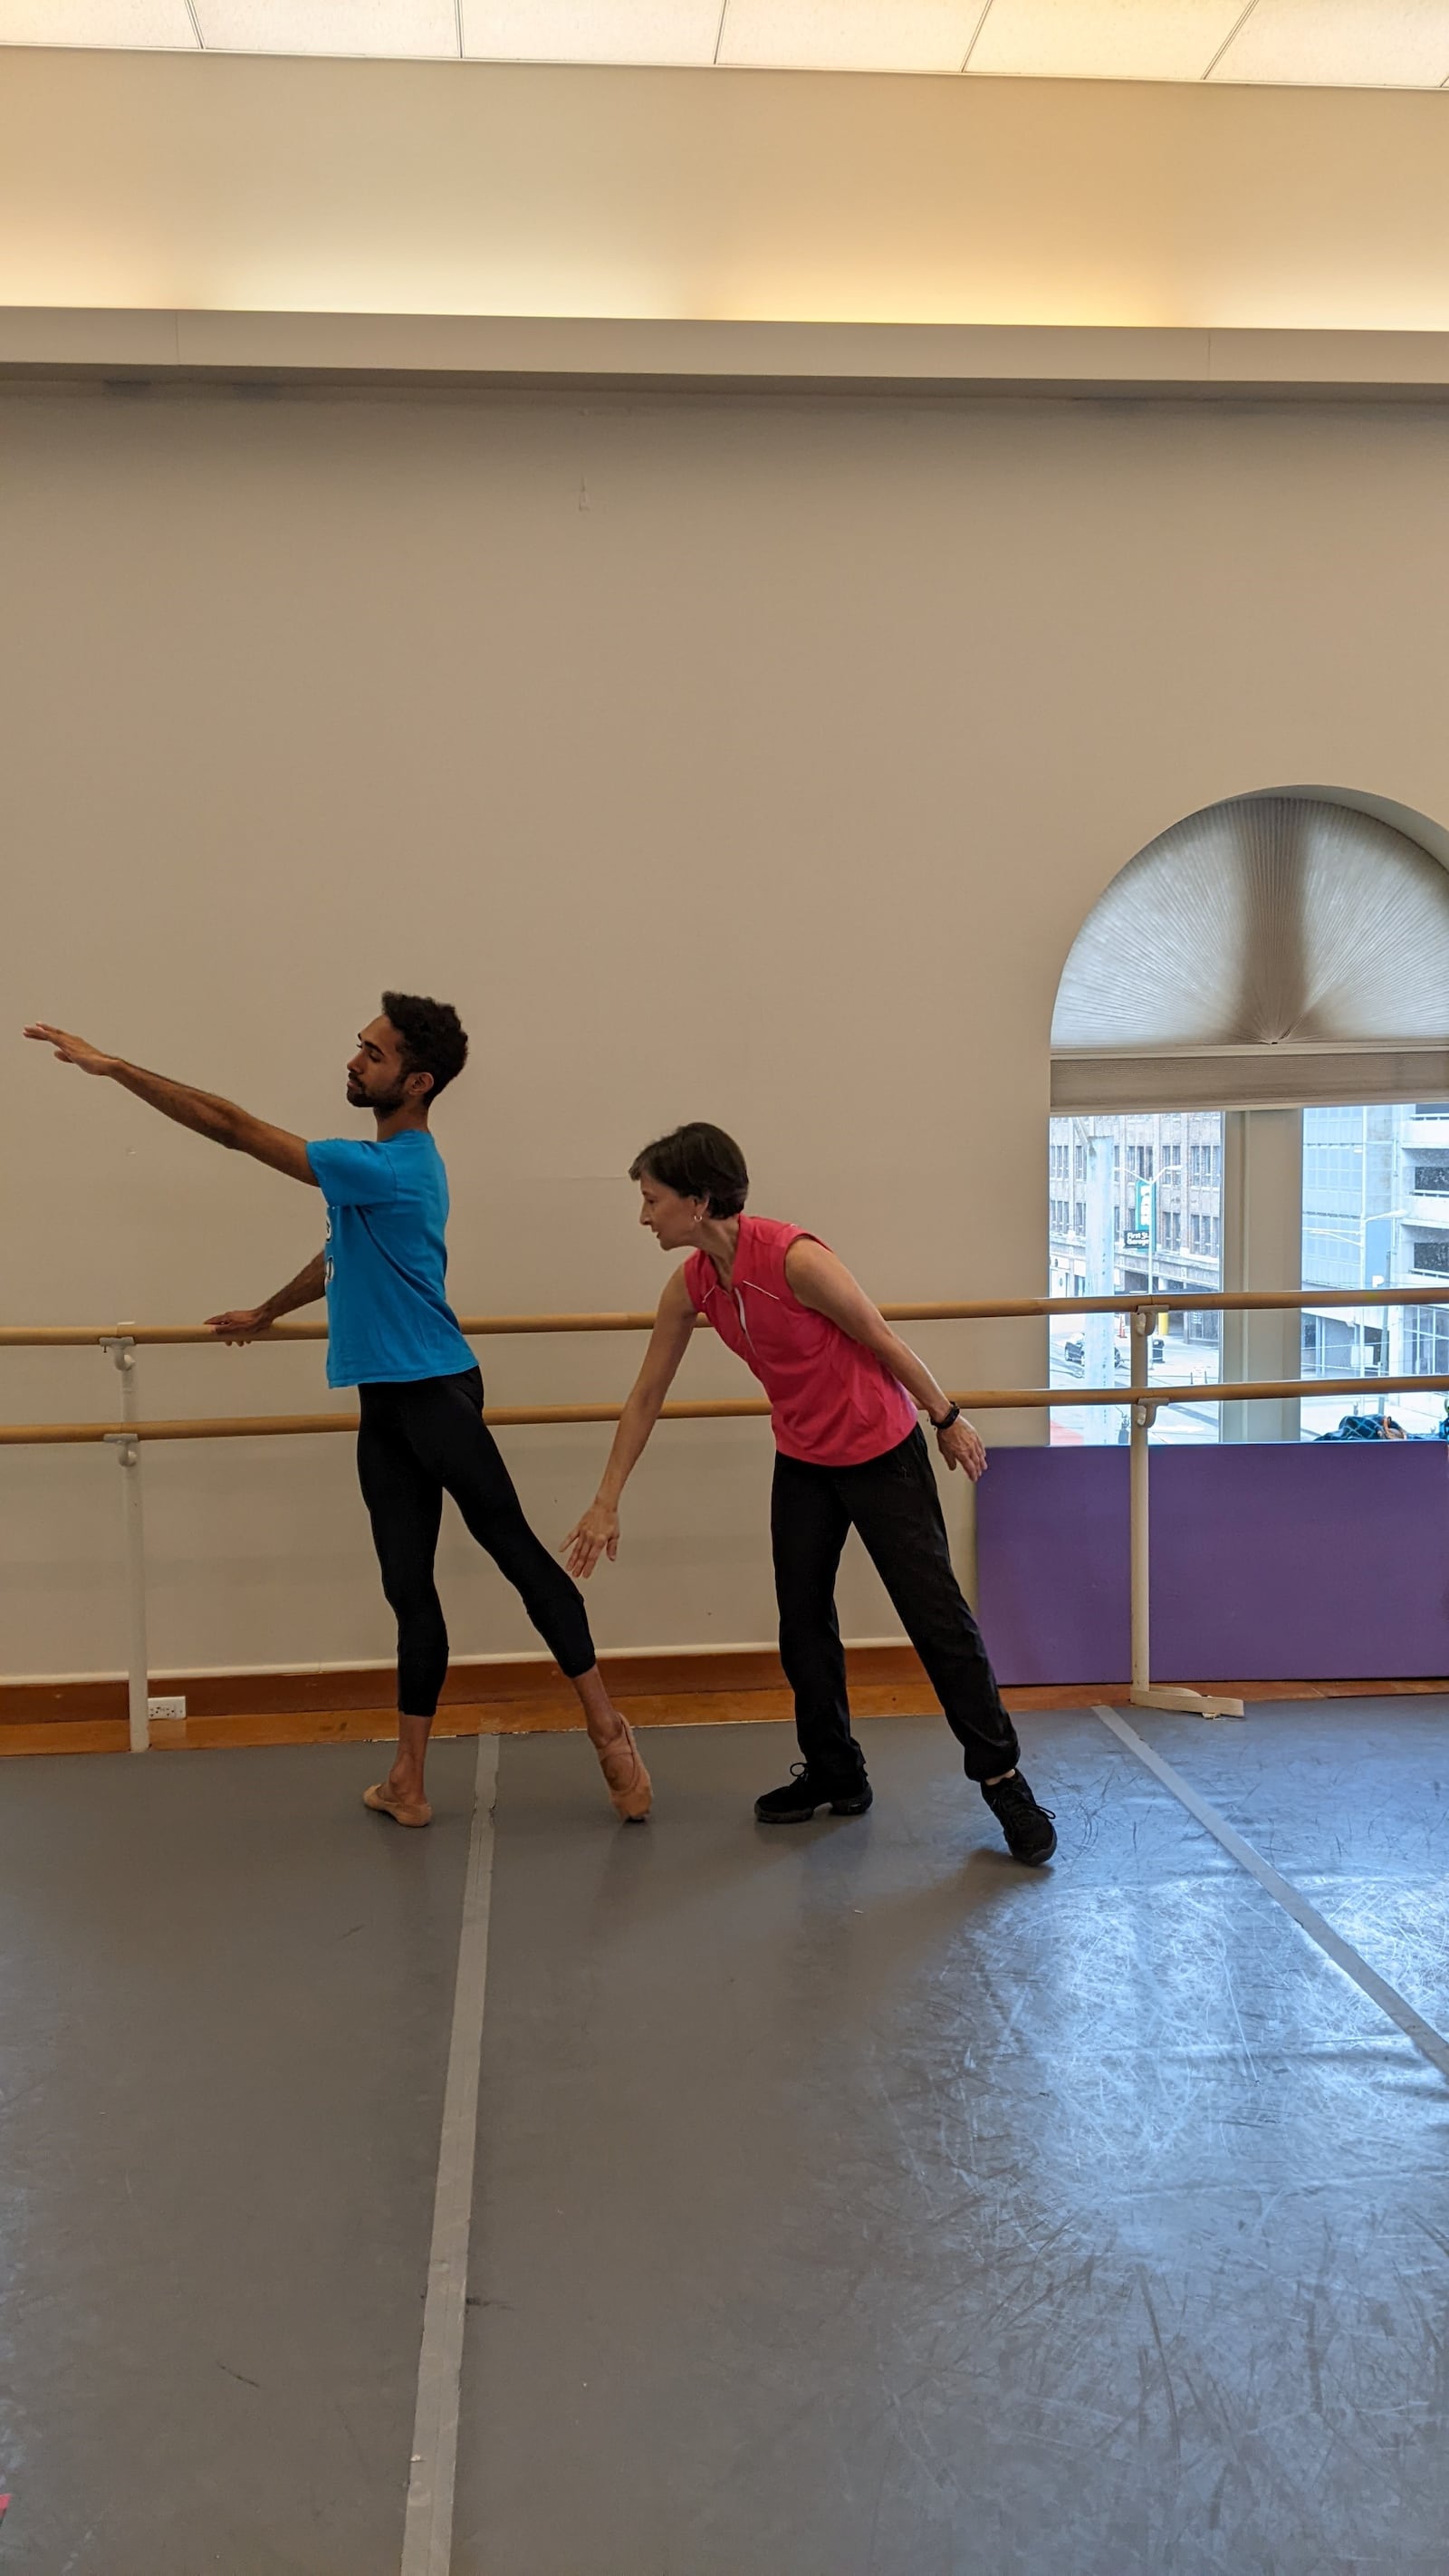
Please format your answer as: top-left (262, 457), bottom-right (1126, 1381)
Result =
top-left (981, 1769), bottom-right (1057, 1866)
top-left (754, 1761), bottom-right (873, 1823)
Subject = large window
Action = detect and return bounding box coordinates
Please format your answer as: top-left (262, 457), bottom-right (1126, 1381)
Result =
top-left (1051, 792), bottom-right (1449, 1447)
top-left (1049, 1112), bottom-right (1223, 1446)
top-left (1050, 1101), bottom-right (1449, 1446)
top-left (1300, 1103), bottom-right (1449, 1439)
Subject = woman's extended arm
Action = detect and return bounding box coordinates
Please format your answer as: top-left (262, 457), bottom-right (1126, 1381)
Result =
top-left (785, 1237), bottom-right (988, 1481)
top-left (561, 1266), bottom-right (699, 1577)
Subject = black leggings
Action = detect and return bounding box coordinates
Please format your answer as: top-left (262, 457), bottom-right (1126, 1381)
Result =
top-left (356, 1367), bottom-right (596, 1716)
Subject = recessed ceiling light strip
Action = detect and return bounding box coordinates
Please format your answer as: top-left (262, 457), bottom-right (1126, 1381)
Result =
top-left (1203, 0), bottom-right (1265, 83)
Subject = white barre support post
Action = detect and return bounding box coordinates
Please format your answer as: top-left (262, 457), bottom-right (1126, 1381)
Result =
top-left (1126, 1306), bottom-right (1244, 1722)
top-left (101, 1329), bottom-right (149, 1753)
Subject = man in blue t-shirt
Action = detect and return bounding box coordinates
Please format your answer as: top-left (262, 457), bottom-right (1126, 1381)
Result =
top-left (24, 995), bottom-right (650, 1828)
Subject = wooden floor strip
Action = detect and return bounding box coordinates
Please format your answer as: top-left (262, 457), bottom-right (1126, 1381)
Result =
top-left (1, 1675), bottom-right (1444, 1757)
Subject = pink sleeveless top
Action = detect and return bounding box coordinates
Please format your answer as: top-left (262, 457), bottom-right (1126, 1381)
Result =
top-left (685, 1215), bottom-right (917, 1468)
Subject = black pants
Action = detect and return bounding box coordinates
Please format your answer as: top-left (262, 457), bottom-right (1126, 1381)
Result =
top-left (356, 1367), bottom-right (596, 1716)
top-left (772, 1426), bottom-right (1020, 1784)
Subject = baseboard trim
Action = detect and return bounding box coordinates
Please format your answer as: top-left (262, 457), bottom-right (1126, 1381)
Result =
top-left (0, 1642), bottom-right (929, 1725)
top-left (4, 1649), bottom-right (1444, 1742)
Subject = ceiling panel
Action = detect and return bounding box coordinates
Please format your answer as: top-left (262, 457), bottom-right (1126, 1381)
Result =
top-left (1210, 0), bottom-right (1449, 89)
top-left (463, 2), bottom-right (721, 63)
top-left (10, 0), bottom-right (1449, 86)
top-left (197, 0), bottom-right (456, 52)
top-left (717, 1), bottom-right (985, 75)
top-left (0, 0), bottom-right (197, 41)
top-left (966, 1), bottom-right (1249, 83)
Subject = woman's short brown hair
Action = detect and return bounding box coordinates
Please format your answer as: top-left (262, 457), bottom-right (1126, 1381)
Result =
top-left (629, 1121), bottom-right (749, 1218)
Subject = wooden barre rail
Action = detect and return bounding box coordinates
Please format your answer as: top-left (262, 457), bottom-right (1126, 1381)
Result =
top-left (5, 1372), bottom-right (1449, 1446)
top-left (5, 1283), bottom-right (1449, 1350)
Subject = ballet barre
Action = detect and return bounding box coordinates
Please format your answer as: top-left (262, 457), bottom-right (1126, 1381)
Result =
top-left (5, 1281), bottom-right (1449, 1349)
top-left (5, 1290), bottom-right (1449, 1748)
top-left (4, 1371), bottom-right (1449, 1442)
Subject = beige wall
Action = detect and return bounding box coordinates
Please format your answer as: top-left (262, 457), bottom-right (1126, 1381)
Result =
top-left (8, 47), bottom-right (1449, 331)
top-left (5, 383), bottom-right (1449, 1677)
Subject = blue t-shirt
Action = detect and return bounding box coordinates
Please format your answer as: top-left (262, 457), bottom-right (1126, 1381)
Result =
top-left (306, 1131), bottom-right (476, 1390)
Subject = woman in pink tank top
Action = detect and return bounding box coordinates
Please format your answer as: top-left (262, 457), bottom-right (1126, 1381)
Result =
top-left (563, 1123), bottom-right (1055, 1865)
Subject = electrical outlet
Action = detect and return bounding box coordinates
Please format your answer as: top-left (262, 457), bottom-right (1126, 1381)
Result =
top-left (147, 1696), bottom-right (187, 1725)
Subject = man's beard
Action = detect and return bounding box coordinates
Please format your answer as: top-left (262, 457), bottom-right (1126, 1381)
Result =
top-left (348, 1076), bottom-right (408, 1114)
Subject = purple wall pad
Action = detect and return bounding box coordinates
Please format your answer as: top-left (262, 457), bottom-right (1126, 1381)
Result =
top-left (974, 1442), bottom-right (1449, 1686)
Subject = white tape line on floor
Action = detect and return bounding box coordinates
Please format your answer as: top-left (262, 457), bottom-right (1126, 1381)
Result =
top-left (401, 1730), bottom-right (500, 2576)
top-left (1093, 1703), bottom-right (1449, 2086)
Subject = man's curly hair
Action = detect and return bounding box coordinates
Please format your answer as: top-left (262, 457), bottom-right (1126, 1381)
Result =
top-left (381, 992), bottom-right (469, 1100)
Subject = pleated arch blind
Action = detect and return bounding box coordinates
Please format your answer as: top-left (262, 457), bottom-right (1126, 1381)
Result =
top-left (1051, 793), bottom-right (1449, 1113)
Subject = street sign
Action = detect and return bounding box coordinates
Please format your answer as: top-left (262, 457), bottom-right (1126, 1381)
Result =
top-left (1124, 1175), bottom-right (1154, 1254)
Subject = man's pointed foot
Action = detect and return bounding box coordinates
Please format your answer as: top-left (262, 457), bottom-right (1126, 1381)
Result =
top-left (594, 1716), bottom-right (652, 1821)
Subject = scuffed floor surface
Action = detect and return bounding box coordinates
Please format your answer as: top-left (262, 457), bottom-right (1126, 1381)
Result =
top-left (456, 1707), bottom-right (1449, 2576)
top-left (1, 1704), bottom-right (1446, 2572)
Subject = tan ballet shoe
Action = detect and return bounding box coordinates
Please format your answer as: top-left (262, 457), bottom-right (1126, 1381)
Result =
top-left (593, 1716), bottom-right (652, 1822)
top-left (363, 1781), bottom-right (433, 1829)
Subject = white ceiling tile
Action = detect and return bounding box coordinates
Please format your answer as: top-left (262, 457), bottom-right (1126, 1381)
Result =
top-left (717, 2), bottom-right (984, 75)
top-left (0, 0), bottom-right (197, 42)
top-left (1211, 0), bottom-right (1449, 90)
top-left (197, 0), bottom-right (456, 53)
top-left (462, 2), bottom-right (723, 64)
top-left (966, 1), bottom-right (1249, 84)
top-left (13, 0), bottom-right (1449, 87)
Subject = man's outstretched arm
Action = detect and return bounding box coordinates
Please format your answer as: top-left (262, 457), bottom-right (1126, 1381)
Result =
top-left (206, 1252), bottom-right (327, 1343)
top-left (24, 1025), bottom-right (317, 1185)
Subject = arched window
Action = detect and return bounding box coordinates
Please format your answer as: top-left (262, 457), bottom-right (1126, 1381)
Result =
top-left (1049, 792), bottom-right (1449, 1447)
top-left (1052, 791), bottom-right (1449, 1115)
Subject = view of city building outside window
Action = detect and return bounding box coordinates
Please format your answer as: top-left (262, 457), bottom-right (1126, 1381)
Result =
top-left (1301, 1102), bottom-right (1449, 1440)
top-left (1048, 1113), bottom-right (1224, 1445)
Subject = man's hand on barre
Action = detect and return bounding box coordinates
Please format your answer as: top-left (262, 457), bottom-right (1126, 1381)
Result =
top-left (205, 1308), bottom-right (275, 1344)
top-left (206, 1255), bottom-right (328, 1342)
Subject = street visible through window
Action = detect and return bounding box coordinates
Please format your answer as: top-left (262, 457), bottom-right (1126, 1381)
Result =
top-left (1048, 1113), bottom-right (1223, 1445)
top-left (1301, 1103), bottom-right (1449, 1440)
top-left (1049, 1102), bottom-right (1449, 1443)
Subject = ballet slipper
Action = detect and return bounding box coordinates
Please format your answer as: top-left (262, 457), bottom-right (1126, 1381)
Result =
top-left (593, 1716), bottom-right (652, 1823)
top-left (363, 1781), bottom-right (433, 1829)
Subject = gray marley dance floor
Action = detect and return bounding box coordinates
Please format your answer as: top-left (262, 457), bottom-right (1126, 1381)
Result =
top-left (2, 1703), bottom-right (1447, 2573)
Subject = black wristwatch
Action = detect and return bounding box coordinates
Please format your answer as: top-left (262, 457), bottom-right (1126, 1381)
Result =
top-left (931, 1401), bottom-right (962, 1433)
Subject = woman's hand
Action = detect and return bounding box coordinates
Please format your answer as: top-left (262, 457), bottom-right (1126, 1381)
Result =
top-left (561, 1500), bottom-right (620, 1580)
top-left (936, 1415), bottom-right (988, 1482)
top-left (205, 1307), bottom-right (273, 1343)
